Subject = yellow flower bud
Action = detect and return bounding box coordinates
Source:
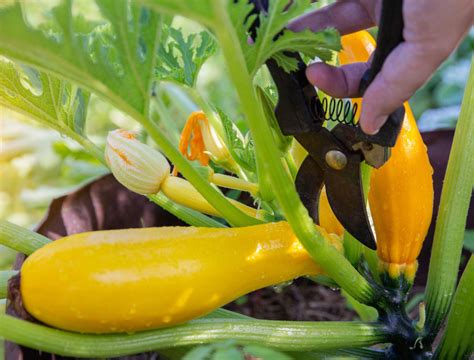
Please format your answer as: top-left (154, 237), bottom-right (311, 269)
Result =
top-left (105, 129), bottom-right (170, 195)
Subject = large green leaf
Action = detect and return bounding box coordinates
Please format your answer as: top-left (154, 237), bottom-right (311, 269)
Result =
top-left (0, 59), bottom-right (89, 136)
top-left (0, 0), bottom-right (167, 115)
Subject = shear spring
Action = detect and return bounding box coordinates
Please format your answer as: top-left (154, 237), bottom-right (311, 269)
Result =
top-left (320, 97), bottom-right (358, 125)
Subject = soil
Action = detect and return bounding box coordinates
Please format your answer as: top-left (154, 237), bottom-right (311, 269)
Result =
top-left (226, 278), bottom-right (355, 322)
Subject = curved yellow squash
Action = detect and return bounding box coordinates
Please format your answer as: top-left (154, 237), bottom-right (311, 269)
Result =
top-left (21, 222), bottom-right (340, 333)
top-left (340, 31), bottom-right (434, 279)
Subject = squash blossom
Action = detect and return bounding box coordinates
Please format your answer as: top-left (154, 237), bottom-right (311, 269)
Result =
top-left (105, 129), bottom-right (170, 195)
top-left (105, 129), bottom-right (263, 219)
top-left (174, 111), bottom-right (238, 175)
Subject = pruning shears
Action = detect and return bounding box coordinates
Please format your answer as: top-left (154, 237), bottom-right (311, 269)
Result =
top-left (249, 0), bottom-right (405, 250)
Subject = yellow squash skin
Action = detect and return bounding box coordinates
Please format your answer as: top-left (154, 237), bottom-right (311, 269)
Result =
top-left (319, 187), bottom-right (344, 237)
top-left (21, 222), bottom-right (340, 333)
top-left (340, 31), bottom-right (434, 281)
top-left (369, 107), bottom-right (433, 280)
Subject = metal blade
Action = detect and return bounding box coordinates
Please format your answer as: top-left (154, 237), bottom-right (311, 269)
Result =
top-left (295, 156), bottom-right (324, 223)
top-left (324, 153), bottom-right (377, 249)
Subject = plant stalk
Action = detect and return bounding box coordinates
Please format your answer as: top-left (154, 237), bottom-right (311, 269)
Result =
top-left (211, 0), bottom-right (376, 305)
top-left (434, 256), bottom-right (474, 359)
top-left (424, 58), bottom-right (474, 338)
top-left (0, 221), bottom-right (50, 255)
top-left (0, 315), bottom-right (388, 358)
top-left (147, 193), bottom-right (227, 228)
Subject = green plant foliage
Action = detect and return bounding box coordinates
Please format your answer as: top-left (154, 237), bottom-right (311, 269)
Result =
top-left (0, 0), bottom-right (167, 114)
top-left (183, 340), bottom-right (292, 360)
top-left (157, 27), bottom-right (217, 87)
top-left (218, 108), bottom-right (256, 173)
top-left (228, 0), bottom-right (341, 75)
top-left (0, 60), bottom-right (89, 136)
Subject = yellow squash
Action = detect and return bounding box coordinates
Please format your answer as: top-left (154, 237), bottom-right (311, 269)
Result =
top-left (21, 222), bottom-right (341, 333)
top-left (340, 31), bottom-right (434, 281)
top-left (369, 106), bottom-right (433, 280)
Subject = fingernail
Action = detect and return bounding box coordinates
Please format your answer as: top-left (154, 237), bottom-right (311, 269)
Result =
top-left (371, 115), bottom-right (388, 134)
top-left (360, 116), bottom-right (387, 135)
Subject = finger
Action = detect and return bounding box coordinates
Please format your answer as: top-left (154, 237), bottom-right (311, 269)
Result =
top-left (359, 42), bottom-right (447, 134)
top-left (288, 0), bottom-right (377, 34)
top-left (306, 61), bottom-right (370, 98)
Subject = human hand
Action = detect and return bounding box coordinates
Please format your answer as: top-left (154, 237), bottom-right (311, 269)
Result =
top-left (288, 0), bottom-right (474, 134)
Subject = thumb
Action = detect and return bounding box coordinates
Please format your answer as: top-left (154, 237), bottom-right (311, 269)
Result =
top-left (359, 42), bottom-right (446, 134)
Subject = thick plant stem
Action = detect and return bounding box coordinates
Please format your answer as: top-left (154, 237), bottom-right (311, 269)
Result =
top-left (147, 193), bottom-right (226, 228)
top-left (0, 315), bottom-right (388, 358)
top-left (211, 1), bottom-right (376, 305)
top-left (425, 59), bottom-right (474, 338)
top-left (0, 270), bottom-right (18, 298)
top-left (435, 256), bottom-right (474, 359)
top-left (0, 221), bottom-right (50, 255)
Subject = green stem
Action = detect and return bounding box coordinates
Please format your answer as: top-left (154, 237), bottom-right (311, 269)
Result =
top-left (435, 256), bottom-right (474, 359)
top-left (150, 92), bottom-right (181, 145)
top-left (147, 193), bottom-right (226, 228)
top-left (0, 221), bottom-right (50, 255)
top-left (342, 290), bottom-right (378, 322)
top-left (425, 59), bottom-right (474, 338)
top-left (0, 270), bottom-right (18, 298)
top-left (0, 315), bottom-right (387, 358)
top-left (202, 308), bottom-right (251, 320)
top-left (211, 1), bottom-right (376, 305)
top-left (284, 151), bottom-right (298, 180)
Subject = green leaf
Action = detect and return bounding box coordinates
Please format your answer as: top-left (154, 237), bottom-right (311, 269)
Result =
top-left (183, 345), bottom-right (214, 360)
top-left (212, 347), bottom-right (243, 360)
top-left (243, 345), bottom-right (292, 360)
top-left (157, 27), bottom-right (217, 87)
top-left (256, 85), bottom-right (292, 153)
top-left (228, 0), bottom-right (341, 75)
top-left (463, 229), bottom-right (474, 252)
top-left (136, 0), bottom-right (214, 27)
top-left (218, 108), bottom-right (256, 173)
top-left (0, 0), bottom-right (167, 115)
top-left (0, 59), bottom-right (90, 135)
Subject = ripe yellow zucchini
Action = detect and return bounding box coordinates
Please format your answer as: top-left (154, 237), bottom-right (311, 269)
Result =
top-left (21, 222), bottom-right (341, 333)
